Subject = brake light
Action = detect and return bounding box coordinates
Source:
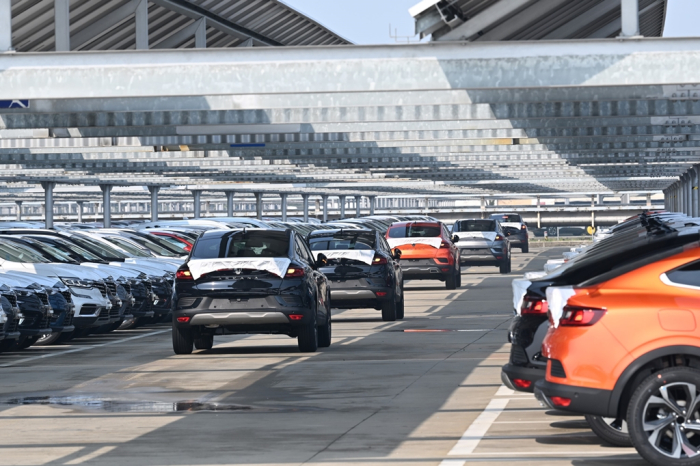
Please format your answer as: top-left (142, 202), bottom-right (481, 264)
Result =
top-left (285, 267), bottom-right (305, 278)
top-left (288, 314), bottom-right (303, 320)
top-left (512, 379), bottom-right (532, 389)
top-left (440, 241), bottom-right (450, 248)
top-left (551, 396), bottom-right (571, 407)
top-left (376, 291), bottom-right (388, 297)
top-left (176, 268), bottom-right (193, 280)
top-left (521, 225), bottom-right (527, 230)
top-left (176, 316), bottom-right (190, 323)
top-left (521, 297), bottom-right (548, 315)
top-left (495, 235), bottom-right (504, 241)
top-left (373, 256), bottom-right (387, 265)
top-left (560, 306), bottom-right (606, 327)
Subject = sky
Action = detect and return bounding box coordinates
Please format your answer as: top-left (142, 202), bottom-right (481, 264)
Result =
top-left (282, 0), bottom-right (699, 45)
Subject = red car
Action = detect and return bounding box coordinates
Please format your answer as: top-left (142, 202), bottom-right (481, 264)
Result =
top-left (146, 231), bottom-right (194, 253)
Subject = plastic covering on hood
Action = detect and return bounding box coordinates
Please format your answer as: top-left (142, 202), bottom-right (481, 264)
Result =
top-left (387, 237), bottom-right (443, 249)
top-left (546, 286), bottom-right (576, 328)
top-left (312, 250), bottom-right (375, 265)
top-left (188, 258), bottom-right (292, 281)
top-left (457, 231), bottom-right (497, 242)
top-left (544, 259), bottom-right (566, 274)
top-left (512, 279), bottom-right (531, 314)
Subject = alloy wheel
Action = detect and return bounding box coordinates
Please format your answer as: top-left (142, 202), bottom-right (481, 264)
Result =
top-left (642, 382), bottom-right (700, 459)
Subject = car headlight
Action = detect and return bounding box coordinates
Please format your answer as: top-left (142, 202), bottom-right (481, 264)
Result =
top-left (0, 309), bottom-right (6, 324)
top-left (60, 277), bottom-right (94, 288)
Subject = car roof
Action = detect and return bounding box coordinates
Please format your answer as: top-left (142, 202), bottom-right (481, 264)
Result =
top-left (388, 221), bottom-right (441, 228)
top-left (308, 228), bottom-right (375, 237)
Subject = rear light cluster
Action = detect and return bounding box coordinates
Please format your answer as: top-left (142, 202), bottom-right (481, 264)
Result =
top-left (521, 297), bottom-right (548, 315)
top-left (560, 306), bottom-right (606, 327)
top-left (285, 267), bottom-right (305, 278)
top-left (176, 268), bottom-right (193, 280)
top-left (440, 241), bottom-right (450, 248)
top-left (512, 379), bottom-right (532, 389)
top-left (495, 235), bottom-right (504, 241)
top-left (373, 256), bottom-right (387, 265)
top-left (550, 396), bottom-right (571, 407)
top-left (521, 225), bottom-right (527, 230)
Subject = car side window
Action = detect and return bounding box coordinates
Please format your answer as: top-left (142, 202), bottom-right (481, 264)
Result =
top-left (378, 235), bottom-right (391, 253)
top-left (665, 261), bottom-right (700, 288)
top-left (295, 236), bottom-right (314, 265)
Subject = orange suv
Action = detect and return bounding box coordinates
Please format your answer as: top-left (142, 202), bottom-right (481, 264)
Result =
top-left (386, 222), bottom-right (461, 289)
top-left (535, 243), bottom-right (700, 466)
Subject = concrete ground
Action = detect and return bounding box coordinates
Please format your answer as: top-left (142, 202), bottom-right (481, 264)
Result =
top-left (0, 248), bottom-right (645, 466)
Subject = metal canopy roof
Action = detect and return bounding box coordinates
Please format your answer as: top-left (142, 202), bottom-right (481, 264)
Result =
top-left (411, 0), bottom-right (667, 42)
top-left (9, 0), bottom-right (350, 51)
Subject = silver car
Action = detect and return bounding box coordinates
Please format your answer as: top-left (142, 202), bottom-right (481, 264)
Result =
top-left (452, 219), bottom-right (512, 274)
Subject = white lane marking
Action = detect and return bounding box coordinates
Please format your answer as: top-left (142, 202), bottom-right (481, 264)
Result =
top-left (64, 446), bottom-right (117, 464)
top-left (495, 385), bottom-right (517, 396)
top-left (445, 397), bottom-right (510, 458)
top-left (340, 337), bottom-right (364, 346)
top-left (0, 330), bottom-right (169, 368)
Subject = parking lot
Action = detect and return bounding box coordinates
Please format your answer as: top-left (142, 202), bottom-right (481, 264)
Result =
top-left (0, 248), bottom-right (644, 466)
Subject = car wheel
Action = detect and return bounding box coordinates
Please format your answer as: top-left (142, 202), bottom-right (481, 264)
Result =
top-left (396, 294), bottom-right (405, 320)
top-left (499, 260), bottom-right (511, 274)
top-left (56, 331), bottom-right (75, 344)
top-left (298, 317), bottom-right (319, 353)
top-left (35, 332), bottom-right (62, 346)
top-left (456, 268), bottom-right (462, 288)
top-left (585, 415), bottom-right (631, 447)
top-left (318, 313), bottom-right (332, 348)
top-left (445, 270), bottom-right (457, 290)
top-left (521, 244), bottom-right (529, 253)
top-left (18, 336), bottom-right (39, 350)
top-left (172, 325), bottom-right (194, 355)
top-left (194, 334), bottom-right (214, 351)
top-left (381, 299), bottom-right (397, 321)
top-left (119, 317), bottom-right (140, 330)
top-left (627, 367), bottom-right (700, 465)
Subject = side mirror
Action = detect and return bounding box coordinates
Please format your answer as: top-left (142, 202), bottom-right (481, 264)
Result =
top-left (315, 253), bottom-right (328, 268)
top-left (391, 248), bottom-right (402, 260)
top-left (452, 235), bottom-right (460, 243)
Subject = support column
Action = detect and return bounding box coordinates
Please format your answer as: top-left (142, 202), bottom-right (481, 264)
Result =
top-left (100, 185), bottom-right (112, 228)
top-left (148, 186), bottom-right (160, 222)
top-left (339, 196), bottom-right (346, 219)
top-left (302, 194), bottom-right (310, 222)
top-left (537, 196), bottom-right (542, 229)
top-left (621, 193), bottom-right (630, 205)
top-left (255, 193), bottom-right (263, 220)
top-left (321, 195), bottom-right (329, 223)
top-left (620, 0), bottom-right (640, 38)
top-left (41, 181), bottom-right (56, 229)
top-left (369, 196), bottom-right (376, 216)
top-left (355, 195), bottom-right (362, 218)
top-left (226, 191), bottom-right (234, 217)
top-left (0, 0), bottom-right (12, 52)
top-left (695, 166), bottom-right (700, 217)
top-left (76, 201), bottom-right (84, 223)
top-left (135, 0), bottom-right (149, 50)
top-left (480, 197), bottom-right (486, 219)
top-left (647, 193), bottom-right (652, 209)
top-left (195, 18), bottom-right (207, 48)
top-left (54, 0), bottom-right (70, 51)
top-left (280, 194), bottom-right (288, 222)
top-left (14, 201), bottom-right (22, 221)
top-left (192, 190), bottom-right (202, 219)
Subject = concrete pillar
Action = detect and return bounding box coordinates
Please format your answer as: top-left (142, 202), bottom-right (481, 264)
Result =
top-left (321, 195), bottom-right (329, 223)
top-left (100, 185), bottom-right (112, 228)
top-left (54, 0), bottom-right (70, 51)
top-left (278, 194), bottom-right (287, 222)
top-left (620, 0), bottom-right (640, 38)
top-left (590, 195), bottom-right (595, 208)
top-left (339, 195), bottom-right (346, 219)
top-left (355, 195), bottom-right (362, 218)
top-left (695, 166), bottom-right (700, 217)
top-left (148, 186), bottom-right (159, 222)
top-left (14, 201), bottom-right (22, 221)
top-left (0, 0), bottom-right (12, 52)
top-left (195, 18), bottom-right (206, 48)
top-left (621, 193), bottom-right (630, 205)
top-left (369, 196), bottom-right (376, 215)
top-left (192, 190), bottom-right (202, 219)
top-left (647, 193), bottom-right (652, 209)
top-left (303, 194), bottom-right (310, 222)
top-left (255, 193), bottom-right (263, 220)
top-left (564, 198), bottom-right (570, 206)
top-left (480, 197), bottom-right (486, 219)
top-left (226, 191), bottom-right (234, 216)
top-left (135, 0), bottom-right (149, 50)
top-left (41, 181), bottom-right (56, 229)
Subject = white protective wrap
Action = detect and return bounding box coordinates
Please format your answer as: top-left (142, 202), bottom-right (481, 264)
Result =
top-left (312, 250), bottom-right (375, 265)
top-left (456, 231), bottom-right (497, 242)
top-left (546, 286), bottom-right (577, 328)
top-left (387, 237), bottom-right (443, 249)
top-left (544, 259), bottom-right (566, 274)
top-left (188, 258), bottom-right (291, 281)
top-left (512, 279), bottom-right (532, 315)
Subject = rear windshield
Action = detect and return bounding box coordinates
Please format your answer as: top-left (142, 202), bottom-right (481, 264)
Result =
top-left (308, 234), bottom-right (375, 251)
top-left (387, 225), bottom-right (441, 238)
top-left (491, 214), bottom-right (522, 223)
top-left (192, 231), bottom-right (290, 259)
top-left (454, 220), bottom-right (495, 232)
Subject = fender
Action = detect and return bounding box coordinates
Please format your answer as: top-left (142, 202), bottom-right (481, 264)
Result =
top-left (609, 345), bottom-right (700, 416)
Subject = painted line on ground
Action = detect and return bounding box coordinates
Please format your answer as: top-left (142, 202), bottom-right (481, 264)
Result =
top-left (404, 329), bottom-right (495, 333)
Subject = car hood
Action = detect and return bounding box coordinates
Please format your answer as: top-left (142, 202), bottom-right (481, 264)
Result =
top-left (0, 261), bottom-right (109, 281)
top-left (81, 262), bottom-right (167, 279)
top-left (0, 270), bottom-right (67, 290)
top-left (123, 258), bottom-right (179, 272)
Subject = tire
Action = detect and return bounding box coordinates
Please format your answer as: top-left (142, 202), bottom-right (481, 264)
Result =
top-left (35, 332), bottom-right (62, 346)
top-left (456, 268), bottom-right (462, 288)
top-left (118, 317), bottom-right (140, 330)
top-left (585, 415), bottom-right (631, 447)
top-left (172, 325), bottom-right (194, 355)
top-left (297, 318), bottom-right (318, 353)
top-left (627, 367), bottom-right (700, 466)
top-left (18, 336), bottom-right (39, 350)
top-left (318, 313), bottom-right (332, 348)
top-left (521, 244), bottom-right (529, 253)
top-left (381, 298), bottom-right (397, 321)
top-left (499, 259), bottom-right (511, 274)
top-left (194, 334), bottom-right (214, 350)
top-left (56, 331), bottom-right (75, 344)
top-left (445, 270), bottom-right (457, 290)
top-left (396, 295), bottom-right (405, 320)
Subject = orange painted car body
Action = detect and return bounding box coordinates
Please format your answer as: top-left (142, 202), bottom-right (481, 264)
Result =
top-left (542, 246), bottom-right (700, 393)
top-left (385, 222), bottom-right (458, 265)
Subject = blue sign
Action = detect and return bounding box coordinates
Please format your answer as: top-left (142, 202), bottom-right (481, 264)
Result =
top-left (0, 100), bottom-right (29, 109)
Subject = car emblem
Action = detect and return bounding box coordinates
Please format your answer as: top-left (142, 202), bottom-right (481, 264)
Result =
top-left (234, 269), bottom-right (242, 275)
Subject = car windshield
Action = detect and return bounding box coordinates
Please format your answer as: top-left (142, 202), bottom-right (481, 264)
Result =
top-left (71, 235), bottom-right (127, 260)
top-left (125, 233), bottom-right (182, 257)
top-left (23, 240), bottom-right (76, 263)
top-left (308, 233), bottom-right (375, 251)
top-left (152, 234), bottom-right (189, 251)
top-left (192, 231), bottom-right (290, 259)
top-left (387, 224), bottom-right (441, 238)
top-left (102, 236), bottom-right (153, 257)
top-left (0, 240), bottom-right (51, 263)
top-left (491, 214), bottom-right (522, 223)
top-left (34, 236), bottom-right (104, 262)
top-left (454, 220), bottom-right (495, 232)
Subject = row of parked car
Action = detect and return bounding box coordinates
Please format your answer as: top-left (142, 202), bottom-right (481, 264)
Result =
top-left (501, 211), bottom-right (700, 466)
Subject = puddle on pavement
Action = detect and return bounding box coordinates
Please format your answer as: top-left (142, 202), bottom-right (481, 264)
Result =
top-left (2, 396), bottom-right (286, 413)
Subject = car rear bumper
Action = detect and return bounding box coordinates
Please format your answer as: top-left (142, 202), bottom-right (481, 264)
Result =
top-left (330, 288), bottom-right (394, 309)
top-left (501, 363), bottom-right (545, 393)
top-left (534, 379), bottom-right (613, 417)
top-left (401, 259), bottom-right (452, 280)
top-left (173, 297), bottom-right (314, 329)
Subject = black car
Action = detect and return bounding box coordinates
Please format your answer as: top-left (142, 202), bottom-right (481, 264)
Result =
top-left (0, 285), bottom-right (21, 352)
top-left (307, 229), bottom-right (404, 321)
top-left (489, 214), bottom-right (529, 252)
top-left (172, 229), bottom-right (331, 354)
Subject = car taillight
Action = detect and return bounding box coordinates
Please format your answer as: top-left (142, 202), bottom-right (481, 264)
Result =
top-left (551, 396), bottom-right (571, 407)
top-left (559, 305), bottom-right (606, 327)
top-left (176, 316), bottom-right (190, 323)
top-left (512, 379), bottom-right (532, 389)
top-left (521, 297), bottom-right (548, 315)
top-left (440, 241), bottom-right (449, 248)
top-left (176, 268), bottom-right (193, 280)
top-left (495, 235), bottom-right (504, 241)
top-left (184, 245), bottom-right (192, 252)
top-left (285, 267), bottom-right (305, 278)
top-left (373, 256), bottom-right (387, 265)
top-left (521, 225), bottom-right (527, 230)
